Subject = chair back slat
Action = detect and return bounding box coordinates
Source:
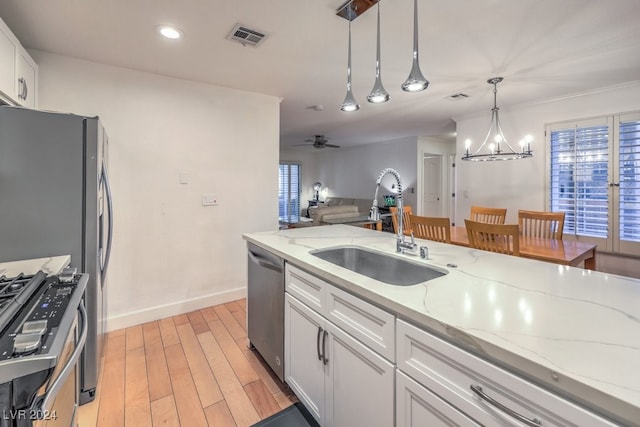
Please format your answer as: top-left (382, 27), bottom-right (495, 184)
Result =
top-left (390, 206), bottom-right (413, 236)
top-left (410, 215), bottom-right (451, 243)
top-left (470, 206), bottom-right (507, 224)
top-left (465, 219), bottom-right (520, 256)
top-left (518, 210), bottom-right (565, 240)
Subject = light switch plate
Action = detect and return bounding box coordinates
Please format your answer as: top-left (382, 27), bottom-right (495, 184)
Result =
top-left (179, 172), bottom-right (190, 184)
top-left (202, 194), bottom-right (218, 206)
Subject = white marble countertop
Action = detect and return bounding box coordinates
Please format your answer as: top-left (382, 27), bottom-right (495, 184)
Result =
top-left (244, 225), bottom-right (640, 426)
top-left (0, 255), bottom-right (71, 277)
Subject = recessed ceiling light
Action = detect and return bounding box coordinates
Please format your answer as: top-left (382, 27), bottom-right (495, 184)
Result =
top-left (158, 25), bottom-right (182, 40)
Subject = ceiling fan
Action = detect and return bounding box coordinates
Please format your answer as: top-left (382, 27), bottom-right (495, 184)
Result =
top-left (296, 135), bottom-right (340, 149)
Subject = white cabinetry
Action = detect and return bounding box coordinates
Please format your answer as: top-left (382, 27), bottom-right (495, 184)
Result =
top-left (284, 264), bottom-right (394, 427)
top-left (0, 17), bottom-right (37, 107)
top-left (397, 319), bottom-right (618, 427)
top-left (15, 45), bottom-right (37, 108)
top-left (397, 370), bottom-right (479, 426)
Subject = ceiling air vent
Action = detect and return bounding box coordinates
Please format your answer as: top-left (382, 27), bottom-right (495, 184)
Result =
top-left (447, 93), bottom-right (470, 100)
top-left (226, 24), bottom-right (267, 47)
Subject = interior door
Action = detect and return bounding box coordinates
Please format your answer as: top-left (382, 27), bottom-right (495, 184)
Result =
top-left (423, 155), bottom-right (443, 216)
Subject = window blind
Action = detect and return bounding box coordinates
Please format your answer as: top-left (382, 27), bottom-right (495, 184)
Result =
top-left (619, 120), bottom-right (640, 242)
top-left (279, 163), bottom-right (300, 223)
top-left (550, 125), bottom-right (609, 238)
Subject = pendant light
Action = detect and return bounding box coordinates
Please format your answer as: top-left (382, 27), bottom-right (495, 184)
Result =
top-left (367, 1), bottom-right (390, 104)
top-left (461, 77), bottom-right (533, 161)
top-left (401, 0), bottom-right (429, 92)
top-left (340, 9), bottom-right (360, 112)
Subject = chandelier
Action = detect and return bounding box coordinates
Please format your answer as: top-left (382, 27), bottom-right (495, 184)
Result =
top-left (337, 0), bottom-right (428, 112)
top-left (461, 77), bottom-right (533, 161)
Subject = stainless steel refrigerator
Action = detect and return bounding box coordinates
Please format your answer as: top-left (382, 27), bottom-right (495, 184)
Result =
top-left (0, 106), bottom-right (113, 404)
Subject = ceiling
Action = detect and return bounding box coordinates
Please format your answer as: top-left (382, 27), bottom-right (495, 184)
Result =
top-left (1, 0), bottom-right (639, 150)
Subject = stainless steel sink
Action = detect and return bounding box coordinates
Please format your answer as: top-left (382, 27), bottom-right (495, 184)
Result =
top-left (310, 246), bottom-right (447, 286)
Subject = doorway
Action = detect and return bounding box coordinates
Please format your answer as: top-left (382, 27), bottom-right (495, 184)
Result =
top-left (422, 155), bottom-right (442, 216)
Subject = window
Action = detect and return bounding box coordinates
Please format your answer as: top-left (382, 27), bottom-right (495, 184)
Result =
top-left (547, 112), bottom-right (640, 255)
top-left (279, 162), bottom-right (300, 223)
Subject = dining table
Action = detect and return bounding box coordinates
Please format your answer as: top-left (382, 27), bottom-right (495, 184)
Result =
top-left (449, 226), bottom-right (597, 270)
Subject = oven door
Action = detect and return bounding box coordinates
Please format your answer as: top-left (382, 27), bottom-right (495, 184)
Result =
top-left (32, 304), bottom-right (87, 427)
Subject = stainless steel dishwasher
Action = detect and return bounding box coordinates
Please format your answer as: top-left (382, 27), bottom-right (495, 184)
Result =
top-left (247, 242), bottom-right (285, 381)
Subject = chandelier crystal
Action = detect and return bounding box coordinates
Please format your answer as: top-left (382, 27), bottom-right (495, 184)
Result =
top-left (461, 77), bottom-right (533, 161)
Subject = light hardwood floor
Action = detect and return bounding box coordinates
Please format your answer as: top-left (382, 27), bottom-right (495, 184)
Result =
top-left (78, 299), bottom-right (297, 427)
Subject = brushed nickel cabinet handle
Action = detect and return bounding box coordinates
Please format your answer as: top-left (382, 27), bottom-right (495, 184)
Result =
top-left (316, 326), bottom-right (323, 361)
top-left (470, 384), bottom-right (542, 426)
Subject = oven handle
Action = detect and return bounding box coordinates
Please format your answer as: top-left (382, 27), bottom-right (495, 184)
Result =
top-left (31, 303), bottom-right (88, 415)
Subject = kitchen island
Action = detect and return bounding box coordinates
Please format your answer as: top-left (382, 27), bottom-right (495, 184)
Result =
top-left (244, 225), bottom-right (640, 426)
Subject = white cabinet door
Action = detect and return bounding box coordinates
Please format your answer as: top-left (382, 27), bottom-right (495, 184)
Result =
top-left (325, 323), bottom-right (394, 427)
top-left (15, 45), bottom-right (37, 108)
top-left (0, 19), bottom-right (17, 103)
top-left (285, 293), bottom-right (326, 425)
top-left (397, 370), bottom-right (479, 427)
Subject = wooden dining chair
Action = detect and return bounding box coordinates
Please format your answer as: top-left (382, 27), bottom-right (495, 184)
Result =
top-left (410, 215), bottom-right (451, 243)
top-left (390, 206), bottom-right (413, 236)
top-left (470, 206), bottom-right (507, 224)
top-left (518, 210), bottom-right (566, 240)
top-left (464, 219), bottom-right (520, 256)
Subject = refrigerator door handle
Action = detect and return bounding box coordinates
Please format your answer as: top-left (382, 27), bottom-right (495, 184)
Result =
top-left (100, 162), bottom-right (113, 284)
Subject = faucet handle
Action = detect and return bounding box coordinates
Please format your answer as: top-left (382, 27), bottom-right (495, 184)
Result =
top-left (420, 246), bottom-right (429, 259)
top-left (410, 232), bottom-right (415, 245)
top-left (369, 205), bottom-right (380, 221)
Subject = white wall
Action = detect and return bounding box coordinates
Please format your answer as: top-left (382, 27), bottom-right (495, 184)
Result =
top-left (32, 51), bottom-right (280, 330)
top-left (313, 137), bottom-right (419, 207)
top-left (455, 83), bottom-right (640, 225)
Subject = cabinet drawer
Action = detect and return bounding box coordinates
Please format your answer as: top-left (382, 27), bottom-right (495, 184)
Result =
top-left (397, 320), bottom-right (617, 427)
top-left (397, 370), bottom-right (480, 427)
top-left (285, 264), bottom-right (325, 313)
top-left (326, 284), bottom-right (395, 362)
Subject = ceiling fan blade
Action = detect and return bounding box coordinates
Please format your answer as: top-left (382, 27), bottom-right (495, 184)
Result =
top-left (324, 143), bottom-right (340, 148)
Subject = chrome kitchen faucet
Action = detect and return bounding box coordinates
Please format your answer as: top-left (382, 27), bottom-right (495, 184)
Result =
top-left (369, 168), bottom-right (417, 253)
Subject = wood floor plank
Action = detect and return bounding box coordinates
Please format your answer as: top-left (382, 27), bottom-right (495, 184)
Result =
top-left (150, 395), bottom-right (180, 427)
top-left (214, 304), bottom-right (246, 341)
top-left (232, 310), bottom-right (247, 332)
top-left (273, 389), bottom-right (297, 410)
top-left (208, 319), bottom-right (259, 385)
top-left (124, 346), bottom-right (152, 427)
top-left (110, 328), bottom-right (126, 338)
top-left (172, 313), bottom-right (189, 326)
top-left (164, 344), bottom-right (208, 426)
top-left (187, 310), bottom-right (210, 334)
top-left (237, 299), bottom-right (247, 312)
top-left (126, 324), bottom-right (144, 350)
top-left (204, 401), bottom-right (238, 427)
top-left (244, 379), bottom-right (282, 419)
top-left (197, 331), bottom-right (261, 426)
top-left (200, 306), bottom-right (219, 322)
top-left (143, 321), bottom-right (173, 401)
top-left (175, 323), bottom-right (223, 407)
top-left (97, 334), bottom-right (126, 427)
top-left (225, 301), bottom-right (242, 313)
top-left (238, 340), bottom-right (287, 395)
top-left (158, 317), bottom-right (180, 347)
top-left (142, 321), bottom-right (162, 346)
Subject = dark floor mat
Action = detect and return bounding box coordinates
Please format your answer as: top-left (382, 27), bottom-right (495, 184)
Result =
top-left (251, 402), bottom-right (319, 427)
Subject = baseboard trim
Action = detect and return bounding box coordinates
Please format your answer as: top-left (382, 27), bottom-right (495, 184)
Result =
top-left (106, 286), bottom-right (247, 331)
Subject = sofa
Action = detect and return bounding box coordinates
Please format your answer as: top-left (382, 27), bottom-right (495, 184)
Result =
top-left (310, 197), bottom-right (374, 225)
